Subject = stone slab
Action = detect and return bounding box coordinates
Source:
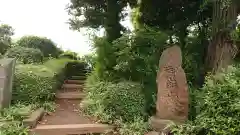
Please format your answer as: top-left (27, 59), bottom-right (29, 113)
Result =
top-left (0, 58), bottom-right (16, 109)
top-left (33, 124), bottom-right (113, 135)
top-left (23, 108), bottom-right (45, 128)
top-left (71, 76), bottom-right (86, 80)
top-left (145, 131), bottom-right (160, 135)
top-left (56, 91), bottom-right (85, 99)
top-left (65, 80), bottom-right (85, 84)
top-left (62, 84), bottom-right (83, 90)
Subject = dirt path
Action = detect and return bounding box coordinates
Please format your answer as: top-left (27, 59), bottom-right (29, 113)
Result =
top-left (32, 77), bottom-right (113, 135)
top-left (39, 99), bottom-right (93, 125)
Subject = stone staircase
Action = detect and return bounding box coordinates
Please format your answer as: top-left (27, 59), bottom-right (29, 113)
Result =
top-left (31, 75), bottom-right (113, 135)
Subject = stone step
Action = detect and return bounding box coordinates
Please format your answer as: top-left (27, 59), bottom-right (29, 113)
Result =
top-left (64, 80), bottom-right (85, 84)
top-left (32, 124), bottom-right (113, 135)
top-left (70, 76), bottom-right (86, 80)
top-left (56, 92), bottom-right (85, 99)
top-left (62, 84), bottom-right (83, 90)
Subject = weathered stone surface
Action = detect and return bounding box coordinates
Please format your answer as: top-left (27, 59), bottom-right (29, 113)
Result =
top-left (156, 45), bottom-right (188, 121)
top-left (23, 108), bottom-right (45, 128)
top-left (145, 131), bottom-right (159, 135)
top-left (0, 58), bottom-right (16, 109)
top-left (149, 117), bottom-right (174, 132)
top-left (149, 45), bottom-right (188, 132)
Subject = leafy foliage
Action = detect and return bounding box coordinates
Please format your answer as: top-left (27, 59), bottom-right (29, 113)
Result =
top-left (82, 72), bottom-right (148, 134)
top-left (0, 24), bottom-right (14, 54)
top-left (5, 46), bottom-right (43, 64)
top-left (65, 60), bottom-right (88, 78)
top-left (59, 51), bottom-right (79, 60)
top-left (0, 104), bottom-right (33, 122)
top-left (12, 58), bottom-right (70, 105)
top-left (93, 36), bottom-right (117, 80)
top-left (83, 75), bottom-right (146, 122)
top-left (0, 122), bottom-right (29, 135)
top-left (81, 53), bottom-right (97, 71)
top-left (0, 58), bottom-right (73, 135)
top-left (16, 35), bottom-right (60, 57)
top-left (67, 0), bottom-right (137, 41)
top-left (172, 66), bottom-right (240, 135)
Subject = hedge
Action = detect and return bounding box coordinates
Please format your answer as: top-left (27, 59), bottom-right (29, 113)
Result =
top-left (12, 58), bottom-right (71, 105)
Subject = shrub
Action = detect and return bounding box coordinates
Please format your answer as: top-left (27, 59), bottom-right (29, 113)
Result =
top-left (118, 118), bottom-right (149, 135)
top-left (16, 35), bottom-right (61, 57)
top-left (5, 46), bottom-right (43, 64)
top-left (65, 60), bottom-right (88, 78)
top-left (83, 80), bottom-right (146, 122)
top-left (0, 104), bottom-right (33, 121)
top-left (12, 58), bottom-right (70, 105)
top-left (0, 122), bottom-right (29, 135)
top-left (82, 72), bottom-right (147, 134)
top-left (0, 104), bottom-right (34, 135)
top-left (93, 36), bottom-right (117, 80)
top-left (81, 53), bottom-right (97, 71)
top-left (171, 66), bottom-right (240, 135)
top-left (59, 51), bottom-right (79, 60)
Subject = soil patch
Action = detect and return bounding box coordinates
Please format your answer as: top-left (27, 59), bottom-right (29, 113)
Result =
top-left (39, 99), bottom-right (93, 125)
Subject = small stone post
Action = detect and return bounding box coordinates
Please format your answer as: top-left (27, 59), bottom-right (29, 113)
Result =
top-left (0, 58), bottom-right (16, 109)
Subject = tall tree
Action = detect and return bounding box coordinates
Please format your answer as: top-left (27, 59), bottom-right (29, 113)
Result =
top-left (205, 0), bottom-right (239, 74)
top-left (0, 24), bottom-right (14, 54)
top-left (67, 0), bottom-right (137, 42)
top-left (16, 36), bottom-right (60, 57)
top-left (137, 0), bottom-right (212, 47)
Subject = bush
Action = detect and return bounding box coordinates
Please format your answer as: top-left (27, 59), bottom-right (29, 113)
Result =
top-left (81, 53), bottom-right (97, 71)
top-left (16, 35), bottom-right (61, 57)
top-left (171, 66), bottom-right (240, 135)
top-left (0, 104), bottom-right (34, 135)
top-left (65, 60), bottom-right (88, 78)
top-left (5, 46), bottom-right (43, 64)
top-left (12, 58), bottom-right (71, 105)
top-left (0, 122), bottom-right (29, 135)
top-left (82, 72), bottom-right (148, 134)
top-left (59, 51), bottom-right (79, 60)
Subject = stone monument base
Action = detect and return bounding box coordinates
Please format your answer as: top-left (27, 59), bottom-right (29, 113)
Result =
top-left (149, 116), bottom-right (174, 133)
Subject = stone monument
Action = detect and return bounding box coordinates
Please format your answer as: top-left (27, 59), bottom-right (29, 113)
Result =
top-left (149, 45), bottom-right (188, 133)
top-left (0, 58), bottom-right (16, 109)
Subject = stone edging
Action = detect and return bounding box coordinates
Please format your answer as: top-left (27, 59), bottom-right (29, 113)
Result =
top-left (23, 108), bottom-right (44, 129)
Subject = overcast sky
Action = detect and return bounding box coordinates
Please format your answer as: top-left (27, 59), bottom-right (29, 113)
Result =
top-left (0, 0), bottom-right (133, 56)
top-left (0, 0), bottom-right (93, 55)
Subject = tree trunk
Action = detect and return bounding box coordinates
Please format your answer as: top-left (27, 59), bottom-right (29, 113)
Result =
top-left (205, 31), bottom-right (238, 73)
top-left (205, 0), bottom-right (238, 74)
top-left (105, 0), bottom-right (122, 42)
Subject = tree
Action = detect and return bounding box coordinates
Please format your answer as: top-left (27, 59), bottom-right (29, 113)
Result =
top-left (137, 0), bottom-right (212, 47)
top-left (67, 0), bottom-right (137, 42)
top-left (5, 46), bottom-right (43, 64)
top-left (0, 24), bottom-right (14, 54)
top-left (204, 0), bottom-right (239, 74)
top-left (16, 36), bottom-right (61, 57)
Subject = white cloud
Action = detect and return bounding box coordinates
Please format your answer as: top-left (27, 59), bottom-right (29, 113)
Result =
top-left (0, 0), bottom-right (92, 56)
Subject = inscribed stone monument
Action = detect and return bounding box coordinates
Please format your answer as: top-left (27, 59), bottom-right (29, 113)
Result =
top-left (149, 45), bottom-right (188, 132)
top-left (0, 58), bottom-right (16, 109)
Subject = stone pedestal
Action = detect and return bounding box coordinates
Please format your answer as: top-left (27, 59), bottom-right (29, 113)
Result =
top-left (149, 116), bottom-right (173, 132)
top-left (149, 116), bottom-right (185, 134)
